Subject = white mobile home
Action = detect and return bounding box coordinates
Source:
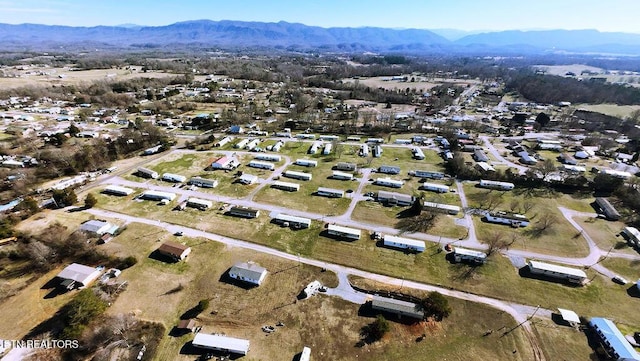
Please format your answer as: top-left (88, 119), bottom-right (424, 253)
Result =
top-left (412, 147), bottom-right (425, 160)
top-left (255, 154), bottom-right (281, 162)
top-left (378, 165), bottom-right (401, 175)
top-left (452, 247), bottom-right (487, 264)
top-left (271, 213), bottom-right (311, 229)
top-left (162, 173), bottom-right (187, 183)
top-left (228, 206), bottom-right (260, 219)
top-left (422, 201), bottom-right (460, 215)
top-left (189, 177), bottom-right (218, 188)
top-left (317, 187), bottom-right (344, 198)
top-left (56, 263), bottom-right (101, 290)
top-left (378, 191), bottom-right (414, 206)
top-left (331, 171), bottom-right (354, 181)
top-left (322, 143), bottom-right (332, 155)
top-left (245, 138), bottom-right (261, 150)
top-left (308, 141), bottom-right (322, 154)
top-left (102, 185), bottom-right (134, 196)
top-left (296, 133), bottom-right (316, 140)
top-left (238, 173), bottom-right (258, 185)
top-left (485, 211), bottom-right (529, 227)
top-left (248, 160), bottom-right (275, 170)
top-left (283, 170), bottom-right (312, 181)
top-left (140, 190), bottom-right (176, 201)
top-left (234, 138), bottom-right (249, 149)
top-left (347, 136), bottom-right (361, 141)
top-left (421, 182), bottom-right (449, 193)
top-left (360, 144), bottom-right (369, 157)
top-left (229, 262), bottom-right (268, 286)
top-left (319, 135), bottom-right (339, 141)
top-left (272, 180), bottom-right (300, 192)
top-left (335, 162), bottom-right (356, 171)
top-left (271, 140), bottom-right (285, 152)
top-left (478, 179), bottom-right (514, 191)
top-left (215, 136), bottom-right (232, 147)
top-left (373, 145), bottom-right (383, 158)
top-left (366, 138), bottom-right (384, 144)
top-left (395, 139), bottom-right (412, 145)
top-left (136, 167), bottom-right (158, 179)
top-left (383, 235), bottom-right (425, 252)
top-left (562, 164), bottom-right (586, 173)
top-left (412, 170), bottom-right (444, 180)
top-left (186, 197), bottom-right (213, 210)
top-left (299, 347), bottom-right (311, 361)
top-left (295, 159), bottom-right (318, 167)
top-left (192, 333), bottom-right (250, 356)
top-left (375, 177), bottom-right (404, 188)
top-left (527, 260), bottom-right (587, 285)
top-left (327, 224), bottom-right (361, 240)
top-left (475, 162), bottom-right (495, 172)
top-left (622, 226), bottom-right (640, 247)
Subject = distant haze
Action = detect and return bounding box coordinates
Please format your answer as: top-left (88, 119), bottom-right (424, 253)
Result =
top-left (1, 0), bottom-right (640, 34)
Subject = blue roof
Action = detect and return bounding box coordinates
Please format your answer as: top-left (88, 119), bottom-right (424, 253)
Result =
top-left (590, 318), bottom-right (640, 360)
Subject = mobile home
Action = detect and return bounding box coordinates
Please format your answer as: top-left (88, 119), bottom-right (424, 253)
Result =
top-left (373, 145), bottom-right (383, 158)
top-left (378, 165), bottom-right (401, 175)
top-left (383, 235), bottom-right (425, 252)
top-left (248, 160), bottom-right (275, 170)
top-left (271, 213), bottom-right (311, 229)
top-left (595, 197), bottom-right (621, 221)
top-left (331, 171), bottom-right (354, 181)
top-left (422, 201), bottom-right (460, 215)
top-left (412, 170), bottom-right (444, 180)
top-left (378, 190), bottom-right (414, 206)
top-left (162, 173), bottom-right (187, 183)
top-left (360, 144), bottom-right (369, 157)
top-left (485, 211), bottom-right (529, 227)
top-left (228, 206), bottom-right (260, 218)
top-left (421, 182), bottom-right (449, 193)
top-left (527, 260), bottom-right (587, 285)
top-left (186, 198), bottom-right (213, 210)
top-left (215, 136), bottom-right (232, 147)
top-left (374, 177), bottom-right (404, 188)
top-left (234, 138), bottom-right (249, 149)
top-left (316, 187), bottom-right (344, 198)
top-left (283, 170), bottom-right (312, 181)
top-left (192, 334), bottom-right (250, 356)
top-left (322, 142), bottom-right (332, 155)
top-left (103, 185), bottom-right (134, 196)
top-left (478, 179), bottom-right (514, 191)
top-left (272, 180), bottom-right (300, 192)
top-left (452, 247), bottom-right (487, 264)
top-left (136, 167), bottom-right (158, 179)
top-left (412, 147), bottom-right (425, 160)
top-left (189, 177), bottom-right (218, 188)
top-left (335, 162), bottom-right (356, 171)
top-left (255, 154), bottom-right (281, 162)
top-left (140, 190), bottom-right (176, 202)
top-left (295, 159), bottom-right (318, 167)
top-left (327, 224), bottom-right (361, 240)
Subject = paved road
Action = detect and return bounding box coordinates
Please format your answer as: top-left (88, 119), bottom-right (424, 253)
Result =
top-left (479, 135), bottom-right (528, 174)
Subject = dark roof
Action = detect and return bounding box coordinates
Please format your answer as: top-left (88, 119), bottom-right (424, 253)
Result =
top-left (371, 296), bottom-right (424, 319)
top-left (177, 319), bottom-right (196, 330)
top-left (158, 241), bottom-right (190, 257)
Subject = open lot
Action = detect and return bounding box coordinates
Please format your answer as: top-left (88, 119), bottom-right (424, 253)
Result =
top-left (463, 183), bottom-right (592, 257)
top-left (531, 318), bottom-right (595, 361)
top-left (575, 216), bottom-right (637, 255)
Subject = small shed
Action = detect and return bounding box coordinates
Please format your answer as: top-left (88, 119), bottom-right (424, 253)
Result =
top-left (557, 308), bottom-right (580, 327)
top-left (177, 319), bottom-right (196, 333)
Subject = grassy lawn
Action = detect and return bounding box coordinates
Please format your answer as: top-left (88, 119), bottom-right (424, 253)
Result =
top-left (531, 318), bottom-right (595, 361)
top-left (351, 200), bottom-right (467, 239)
top-left (253, 185), bottom-right (351, 215)
top-left (575, 216), bottom-right (637, 255)
top-left (599, 258), bottom-right (640, 282)
top-left (463, 183), bottom-right (591, 257)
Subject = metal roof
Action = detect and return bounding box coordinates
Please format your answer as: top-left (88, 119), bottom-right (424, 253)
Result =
top-left (327, 224), bottom-right (361, 236)
top-left (371, 296), bottom-right (424, 319)
top-left (557, 308), bottom-right (580, 324)
top-left (590, 318), bottom-right (640, 360)
top-left (57, 263), bottom-right (101, 285)
top-left (230, 262), bottom-right (267, 282)
top-left (383, 235), bottom-right (425, 250)
top-left (454, 247), bottom-right (487, 259)
top-left (192, 333), bottom-right (250, 354)
top-left (528, 260), bottom-right (587, 279)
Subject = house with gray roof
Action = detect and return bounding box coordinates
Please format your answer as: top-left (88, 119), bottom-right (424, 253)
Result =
top-left (228, 262), bottom-right (268, 286)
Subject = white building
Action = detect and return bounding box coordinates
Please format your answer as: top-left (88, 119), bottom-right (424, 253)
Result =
top-left (308, 141), bottom-right (322, 154)
top-left (137, 167), bottom-right (158, 179)
top-left (283, 170), bottom-right (312, 181)
top-left (211, 156), bottom-right (239, 170)
top-left (360, 144), bottom-right (369, 157)
top-left (622, 226), bottom-right (640, 247)
top-left (234, 138), bottom-right (249, 149)
top-left (377, 190), bottom-right (414, 206)
top-left (103, 185), bottom-right (134, 196)
top-left (478, 179), bottom-right (514, 191)
top-left (245, 138), bottom-right (260, 151)
top-left (56, 263), bottom-right (101, 289)
top-left (421, 182), bottom-right (449, 193)
top-left (189, 177), bottom-right (218, 188)
top-left (412, 147), bottom-right (425, 160)
top-left (300, 347), bottom-right (311, 361)
top-left (452, 247), bottom-right (487, 264)
top-left (186, 198), bottom-right (213, 210)
top-left (248, 160), bottom-right (275, 170)
top-left (327, 224), bottom-right (361, 240)
top-left (229, 262), bottom-right (268, 286)
top-left (316, 187), bottom-right (344, 198)
top-left (295, 159), bottom-right (318, 167)
top-left (374, 177), bottom-right (404, 188)
top-left (192, 333), bottom-right (250, 356)
top-left (323, 143), bottom-right (332, 155)
top-left (422, 201), bottom-right (460, 215)
top-left (140, 190), bottom-right (176, 201)
top-left (162, 173), bottom-right (187, 183)
top-left (601, 168), bottom-right (633, 179)
top-left (335, 162), bottom-right (356, 171)
top-left (272, 180), bottom-right (300, 192)
top-left (79, 219), bottom-right (114, 236)
top-left (383, 235), bottom-right (425, 252)
top-left (331, 171), bottom-right (354, 180)
top-left (527, 260), bottom-right (587, 285)
top-left (378, 165), bottom-right (401, 174)
top-left (412, 170), bottom-right (445, 180)
top-left (271, 212), bottom-right (311, 229)
top-left (255, 154), bottom-right (281, 162)
top-left (485, 211), bottom-right (529, 227)
top-left (215, 136), bottom-right (233, 147)
top-left (238, 173), bottom-right (258, 185)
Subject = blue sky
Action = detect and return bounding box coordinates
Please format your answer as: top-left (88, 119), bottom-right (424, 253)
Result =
top-left (1, 0), bottom-right (640, 33)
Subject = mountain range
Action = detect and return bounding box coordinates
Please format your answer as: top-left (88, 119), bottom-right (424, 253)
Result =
top-left (1, 20), bottom-right (640, 55)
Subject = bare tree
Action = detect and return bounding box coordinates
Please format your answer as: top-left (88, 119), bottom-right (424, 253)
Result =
top-left (484, 191), bottom-right (503, 211)
top-left (485, 231), bottom-right (510, 256)
top-left (397, 211), bottom-right (440, 234)
top-left (509, 199), bottom-right (520, 213)
top-left (522, 201), bottom-right (535, 213)
top-left (535, 213), bottom-right (557, 233)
